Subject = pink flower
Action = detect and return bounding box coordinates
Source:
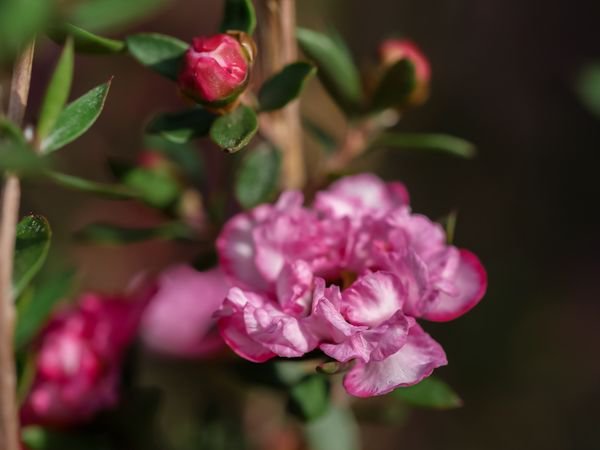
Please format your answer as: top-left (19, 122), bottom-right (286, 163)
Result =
top-left (215, 173), bottom-right (486, 397)
top-left (21, 288), bottom-right (152, 426)
top-left (379, 39), bottom-right (431, 105)
top-left (140, 266), bottom-right (229, 358)
top-left (178, 33), bottom-right (253, 108)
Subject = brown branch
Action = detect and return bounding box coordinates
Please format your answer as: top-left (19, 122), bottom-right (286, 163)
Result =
top-left (255, 0), bottom-right (305, 189)
top-left (0, 41), bottom-right (35, 450)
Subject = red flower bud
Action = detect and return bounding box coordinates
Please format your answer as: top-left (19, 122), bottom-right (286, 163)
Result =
top-left (379, 39), bottom-right (431, 105)
top-left (178, 33), bottom-right (253, 109)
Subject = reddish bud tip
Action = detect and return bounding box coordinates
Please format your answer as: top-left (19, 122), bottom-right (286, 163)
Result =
top-left (178, 33), bottom-right (253, 108)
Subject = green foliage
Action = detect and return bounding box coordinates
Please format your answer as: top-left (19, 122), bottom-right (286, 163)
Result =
top-left (370, 132), bottom-right (476, 158)
top-left (48, 23), bottom-right (125, 54)
top-left (305, 407), bottom-right (360, 450)
top-left (258, 62), bottom-right (316, 112)
top-left (370, 59), bottom-right (416, 112)
top-left (576, 63), bottom-right (600, 119)
top-left (36, 38), bottom-right (74, 142)
top-left (235, 144), bottom-right (281, 209)
top-left (0, 119), bottom-right (48, 174)
top-left (297, 28), bottom-right (363, 114)
top-left (123, 168), bottom-right (181, 208)
top-left (0, 0), bottom-right (52, 61)
top-left (44, 171), bottom-right (140, 199)
top-left (41, 80), bottom-right (112, 153)
top-left (392, 377), bottom-right (463, 410)
top-left (146, 108), bottom-right (215, 143)
top-left (70, 0), bottom-right (166, 32)
top-left (126, 33), bottom-right (188, 80)
top-left (209, 105), bottom-right (258, 153)
top-left (143, 136), bottom-right (205, 184)
top-left (288, 374), bottom-right (330, 422)
top-left (15, 270), bottom-right (75, 349)
top-left (221, 0), bottom-right (256, 35)
top-left (302, 117), bottom-right (337, 153)
top-left (13, 215), bottom-right (51, 298)
top-left (74, 221), bottom-right (194, 244)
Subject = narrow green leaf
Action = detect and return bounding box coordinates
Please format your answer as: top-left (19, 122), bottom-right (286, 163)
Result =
top-left (443, 210), bottom-right (458, 245)
top-left (75, 222), bottom-right (194, 245)
top-left (370, 132), bottom-right (476, 158)
top-left (305, 407), bottom-right (360, 450)
top-left (123, 168), bottom-right (181, 208)
top-left (13, 215), bottom-right (51, 298)
top-left (48, 23), bottom-right (125, 54)
top-left (209, 105), bottom-right (258, 153)
top-left (15, 270), bottom-right (75, 349)
top-left (302, 117), bottom-right (337, 153)
top-left (221, 0), bottom-right (256, 34)
top-left (126, 33), bottom-right (188, 80)
top-left (576, 63), bottom-right (600, 119)
top-left (0, 0), bottom-right (51, 62)
top-left (370, 59), bottom-right (416, 112)
top-left (70, 0), bottom-right (165, 32)
top-left (235, 143), bottom-right (281, 208)
top-left (146, 108), bottom-right (215, 143)
top-left (289, 374), bottom-right (330, 422)
top-left (41, 80), bottom-right (112, 153)
top-left (297, 28), bottom-right (362, 114)
top-left (45, 171), bottom-right (140, 199)
top-left (258, 62), bottom-right (316, 112)
top-left (0, 119), bottom-right (48, 174)
top-left (392, 377), bottom-right (463, 410)
top-left (36, 38), bottom-right (74, 141)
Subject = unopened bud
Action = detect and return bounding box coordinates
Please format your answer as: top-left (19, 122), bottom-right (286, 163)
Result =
top-left (178, 33), bottom-right (254, 110)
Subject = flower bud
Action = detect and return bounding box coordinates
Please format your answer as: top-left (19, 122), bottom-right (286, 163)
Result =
top-left (379, 39), bottom-right (431, 105)
top-left (178, 33), bottom-right (254, 110)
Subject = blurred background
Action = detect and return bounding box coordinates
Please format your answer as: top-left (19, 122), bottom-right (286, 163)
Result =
top-left (19, 0), bottom-right (600, 449)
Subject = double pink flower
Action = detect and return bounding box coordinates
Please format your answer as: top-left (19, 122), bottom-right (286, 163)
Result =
top-left (216, 173), bottom-right (487, 397)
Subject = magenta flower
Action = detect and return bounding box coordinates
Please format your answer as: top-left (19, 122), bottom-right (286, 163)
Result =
top-left (178, 33), bottom-right (252, 108)
top-left (140, 266), bottom-right (230, 358)
top-left (21, 288), bottom-right (152, 426)
top-left (216, 173), bottom-right (487, 397)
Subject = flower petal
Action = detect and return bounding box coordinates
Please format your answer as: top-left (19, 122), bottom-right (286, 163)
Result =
top-left (343, 323), bottom-right (447, 397)
top-left (423, 249), bottom-right (487, 321)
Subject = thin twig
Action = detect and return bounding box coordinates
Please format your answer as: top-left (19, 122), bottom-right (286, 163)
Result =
top-left (0, 41), bottom-right (35, 450)
top-left (255, 0), bottom-right (305, 189)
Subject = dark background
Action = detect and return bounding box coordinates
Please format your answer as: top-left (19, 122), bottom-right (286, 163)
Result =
top-left (22, 1), bottom-right (600, 449)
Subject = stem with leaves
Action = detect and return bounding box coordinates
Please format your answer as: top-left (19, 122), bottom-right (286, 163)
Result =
top-left (255, 0), bottom-right (305, 189)
top-left (0, 41), bottom-right (35, 450)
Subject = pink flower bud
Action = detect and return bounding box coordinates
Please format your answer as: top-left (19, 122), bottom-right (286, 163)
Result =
top-left (178, 33), bottom-right (253, 109)
top-left (21, 287), bottom-right (154, 426)
top-left (379, 39), bottom-right (431, 105)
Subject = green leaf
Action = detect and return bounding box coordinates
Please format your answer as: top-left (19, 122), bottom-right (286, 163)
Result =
top-left (302, 117), bottom-right (337, 153)
top-left (0, 0), bottom-right (52, 62)
top-left (209, 105), bottom-right (258, 153)
top-left (392, 377), bottom-right (463, 410)
top-left (235, 143), bottom-right (281, 208)
top-left (258, 62), bottom-right (316, 112)
top-left (123, 168), bottom-right (181, 208)
top-left (146, 108), bottom-right (215, 143)
top-left (288, 374), bottom-right (330, 422)
top-left (36, 38), bottom-right (74, 142)
top-left (370, 59), bottom-right (416, 112)
top-left (13, 215), bottom-right (51, 298)
top-left (15, 270), bottom-right (75, 349)
top-left (296, 28), bottom-right (362, 114)
top-left (41, 80), bottom-right (112, 154)
top-left (75, 221), bottom-right (193, 245)
top-left (143, 135), bottom-right (205, 183)
top-left (370, 132), bottom-right (476, 158)
top-left (44, 171), bottom-right (140, 200)
top-left (305, 407), bottom-right (360, 450)
top-left (48, 23), bottom-right (125, 54)
top-left (126, 33), bottom-right (188, 80)
top-left (70, 0), bottom-right (166, 32)
top-left (576, 63), bottom-right (600, 119)
top-left (221, 0), bottom-right (256, 35)
top-left (0, 119), bottom-right (48, 174)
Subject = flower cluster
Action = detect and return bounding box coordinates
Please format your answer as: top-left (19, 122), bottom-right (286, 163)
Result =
top-left (21, 289), bottom-right (152, 426)
top-left (215, 174), bottom-right (486, 397)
